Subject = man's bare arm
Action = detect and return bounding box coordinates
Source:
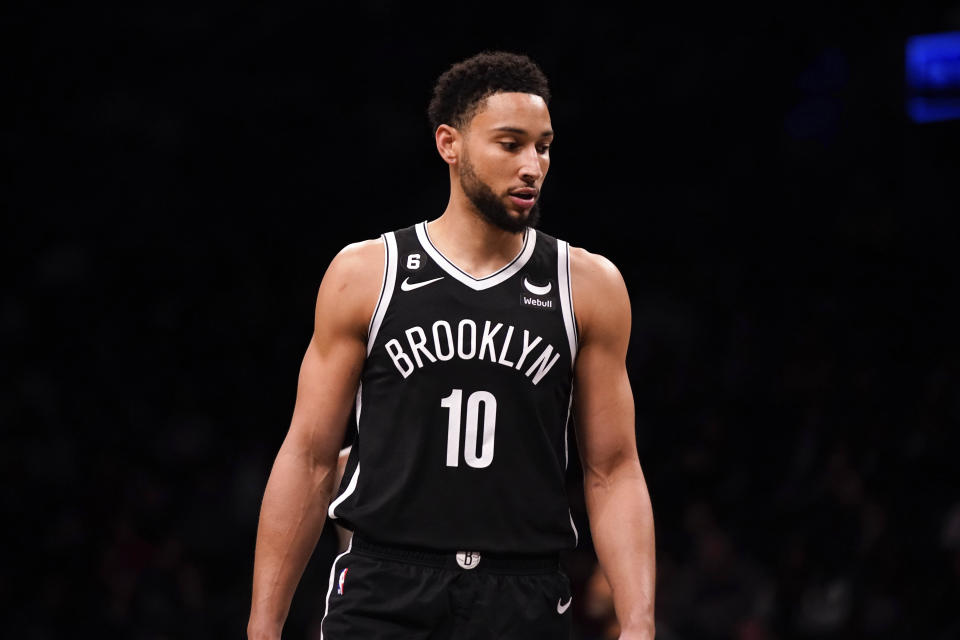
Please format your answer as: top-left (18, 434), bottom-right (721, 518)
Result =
top-left (572, 248), bottom-right (655, 640)
top-left (247, 240), bottom-right (383, 640)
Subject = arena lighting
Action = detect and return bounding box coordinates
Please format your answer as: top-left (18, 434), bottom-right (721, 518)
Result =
top-left (906, 31), bottom-right (960, 123)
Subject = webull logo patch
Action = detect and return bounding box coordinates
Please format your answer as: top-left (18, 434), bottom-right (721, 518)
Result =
top-left (523, 296), bottom-right (554, 309)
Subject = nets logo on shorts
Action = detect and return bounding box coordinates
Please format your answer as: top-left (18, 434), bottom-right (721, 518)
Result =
top-left (456, 551), bottom-right (481, 570)
top-left (337, 567), bottom-right (349, 595)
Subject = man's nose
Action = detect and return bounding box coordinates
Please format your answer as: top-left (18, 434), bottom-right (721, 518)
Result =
top-left (519, 146), bottom-right (544, 184)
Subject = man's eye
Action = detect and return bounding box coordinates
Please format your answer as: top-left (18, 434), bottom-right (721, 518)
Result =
top-left (537, 144), bottom-right (551, 154)
top-left (500, 142), bottom-right (519, 151)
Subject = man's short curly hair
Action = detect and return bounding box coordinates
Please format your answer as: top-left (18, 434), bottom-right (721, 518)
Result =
top-left (428, 51), bottom-right (550, 134)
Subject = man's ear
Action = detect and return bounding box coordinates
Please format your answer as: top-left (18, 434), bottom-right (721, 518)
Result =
top-left (435, 124), bottom-right (460, 166)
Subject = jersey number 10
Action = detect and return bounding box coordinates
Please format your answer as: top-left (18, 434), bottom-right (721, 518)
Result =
top-left (440, 389), bottom-right (496, 468)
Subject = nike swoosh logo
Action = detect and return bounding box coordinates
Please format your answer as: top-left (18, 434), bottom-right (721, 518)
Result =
top-left (400, 276), bottom-right (444, 291)
top-left (523, 277), bottom-right (552, 296)
top-left (557, 597), bottom-right (572, 614)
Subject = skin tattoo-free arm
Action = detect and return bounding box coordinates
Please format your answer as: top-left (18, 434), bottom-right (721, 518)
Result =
top-left (248, 240), bottom-right (382, 640)
top-left (571, 247), bottom-right (656, 640)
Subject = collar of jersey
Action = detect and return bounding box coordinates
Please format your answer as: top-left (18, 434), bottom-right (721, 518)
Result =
top-left (415, 221), bottom-right (537, 291)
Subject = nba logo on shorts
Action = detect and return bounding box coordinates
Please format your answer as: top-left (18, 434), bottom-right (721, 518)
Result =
top-left (337, 567), bottom-right (349, 595)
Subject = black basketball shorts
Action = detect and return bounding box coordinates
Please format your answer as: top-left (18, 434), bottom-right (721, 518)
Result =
top-left (320, 535), bottom-right (573, 639)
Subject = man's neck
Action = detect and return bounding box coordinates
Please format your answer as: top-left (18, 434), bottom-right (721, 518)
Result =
top-left (426, 204), bottom-right (526, 280)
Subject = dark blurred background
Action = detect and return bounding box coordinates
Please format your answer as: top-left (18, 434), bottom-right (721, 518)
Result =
top-left (5, 3), bottom-right (960, 638)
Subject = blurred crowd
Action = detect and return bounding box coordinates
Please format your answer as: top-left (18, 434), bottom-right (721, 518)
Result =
top-left (8, 253), bottom-right (957, 638)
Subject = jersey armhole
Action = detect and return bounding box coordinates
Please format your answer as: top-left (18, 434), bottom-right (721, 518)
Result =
top-left (557, 240), bottom-right (578, 363)
top-left (366, 232), bottom-right (398, 354)
top-left (558, 239), bottom-right (580, 546)
top-left (331, 233), bottom-right (396, 522)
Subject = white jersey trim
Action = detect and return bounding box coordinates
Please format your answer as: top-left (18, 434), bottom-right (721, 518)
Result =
top-left (329, 234), bottom-right (395, 520)
top-left (563, 391), bottom-right (573, 470)
top-left (415, 220), bottom-right (536, 291)
top-left (319, 537), bottom-right (353, 640)
top-left (557, 240), bottom-right (578, 362)
top-left (328, 383), bottom-right (362, 520)
top-left (367, 232), bottom-right (398, 354)
top-left (559, 239), bottom-right (579, 546)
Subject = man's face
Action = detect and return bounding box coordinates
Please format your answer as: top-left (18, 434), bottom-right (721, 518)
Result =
top-left (457, 92), bottom-right (553, 233)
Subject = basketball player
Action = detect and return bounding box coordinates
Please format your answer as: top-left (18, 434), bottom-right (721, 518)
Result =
top-left (248, 52), bottom-right (656, 639)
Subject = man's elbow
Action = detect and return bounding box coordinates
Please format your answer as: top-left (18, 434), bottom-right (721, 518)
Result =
top-left (582, 448), bottom-right (644, 488)
top-left (275, 438), bottom-right (339, 485)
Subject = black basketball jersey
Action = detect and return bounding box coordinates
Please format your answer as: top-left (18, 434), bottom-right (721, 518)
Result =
top-left (328, 221), bottom-right (579, 554)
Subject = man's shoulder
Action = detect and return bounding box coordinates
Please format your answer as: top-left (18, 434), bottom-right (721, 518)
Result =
top-left (327, 237), bottom-right (384, 273)
top-left (339, 237), bottom-right (383, 255)
top-left (334, 221), bottom-right (421, 260)
top-left (318, 237), bottom-right (386, 302)
top-left (568, 246), bottom-right (630, 339)
top-left (315, 237), bottom-right (387, 331)
top-left (569, 246), bottom-right (625, 291)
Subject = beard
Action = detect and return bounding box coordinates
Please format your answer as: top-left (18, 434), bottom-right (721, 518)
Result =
top-left (459, 154), bottom-right (540, 233)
